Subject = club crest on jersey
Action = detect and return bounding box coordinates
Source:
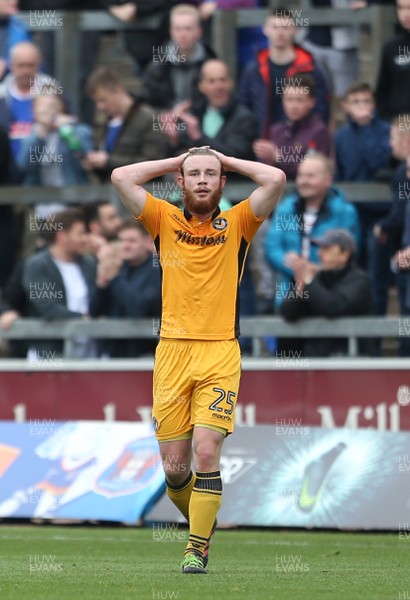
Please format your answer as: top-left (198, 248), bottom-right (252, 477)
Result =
top-left (152, 417), bottom-right (159, 432)
top-left (212, 217), bottom-right (228, 231)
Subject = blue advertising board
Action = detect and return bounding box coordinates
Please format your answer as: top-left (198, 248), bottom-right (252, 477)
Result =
top-left (0, 421), bottom-right (165, 523)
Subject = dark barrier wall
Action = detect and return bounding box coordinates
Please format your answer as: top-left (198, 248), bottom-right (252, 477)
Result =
top-left (0, 363), bottom-right (409, 430)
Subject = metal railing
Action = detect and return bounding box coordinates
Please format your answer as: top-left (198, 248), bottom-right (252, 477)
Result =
top-left (18, 5), bottom-right (396, 113)
top-left (0, 181), bottom-right (393, 207)
top-left (0, 316), bottom-right (404, 358)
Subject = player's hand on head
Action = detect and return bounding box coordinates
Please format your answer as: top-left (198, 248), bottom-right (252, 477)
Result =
top-left (188, 146), bottom-right (211, 152)
top-left (206, 149), bottom-right (227, 166)
top-left (176, 150), bottom-right (191, 169)
top-left (178, 146), bottom-right (212, 168)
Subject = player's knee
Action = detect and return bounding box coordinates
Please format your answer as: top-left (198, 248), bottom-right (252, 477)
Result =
top-left (162, 455), bottom-right (191, 486)
top-left (193, 441), bottom-right (220, 472)
top-left (164, 470), bottom-right (188, 487)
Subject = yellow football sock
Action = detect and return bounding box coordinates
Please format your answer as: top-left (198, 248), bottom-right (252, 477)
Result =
top-left (166, 471), bottom-right (196, 522)
top-left (185, 470), bottom-right (222, 557)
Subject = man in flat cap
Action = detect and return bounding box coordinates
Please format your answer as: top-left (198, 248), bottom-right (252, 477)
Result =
top-left (280, 228), bottom-right (371, 357)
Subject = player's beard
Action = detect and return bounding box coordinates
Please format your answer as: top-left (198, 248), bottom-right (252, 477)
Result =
top-left (182, 186), bottom-right (222, 216)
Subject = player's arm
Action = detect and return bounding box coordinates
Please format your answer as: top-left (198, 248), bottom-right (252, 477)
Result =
top-left (111, 153), bottom-right (188, 217)
top-left (213, 152), bottom-right (286, 219)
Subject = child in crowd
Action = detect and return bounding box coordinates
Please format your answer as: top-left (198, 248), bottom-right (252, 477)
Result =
top-left (253, 74), bottom-right (332, 180)
top-left (335, 82), bottom-right (390, 182)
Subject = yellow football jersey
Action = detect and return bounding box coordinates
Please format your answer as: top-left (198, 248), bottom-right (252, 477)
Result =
top-left (137, 192), bottom-right (264, 340)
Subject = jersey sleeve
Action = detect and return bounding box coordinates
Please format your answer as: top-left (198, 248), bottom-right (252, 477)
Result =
top-left (135, 192), bottom-right (165, 240)
top-left (231, 198), bottom-right (265, 243)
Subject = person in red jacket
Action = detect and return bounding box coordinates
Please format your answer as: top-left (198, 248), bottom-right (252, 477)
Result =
top-left (238, 6), bottom-right (329, 138)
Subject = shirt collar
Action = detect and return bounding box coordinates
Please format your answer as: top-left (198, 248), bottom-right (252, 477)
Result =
top-left (183, 205), bottom-right (221, 222)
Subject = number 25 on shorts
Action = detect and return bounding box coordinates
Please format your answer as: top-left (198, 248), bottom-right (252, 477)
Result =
top-left (209, 388), bottom-right (236, 415)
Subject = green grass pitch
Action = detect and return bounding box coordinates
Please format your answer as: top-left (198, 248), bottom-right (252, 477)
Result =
top-left (0, 525), bottom-right (409, 600)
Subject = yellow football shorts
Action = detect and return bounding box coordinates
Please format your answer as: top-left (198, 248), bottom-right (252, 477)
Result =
top-left (152, 338), bottom-right (241, 441)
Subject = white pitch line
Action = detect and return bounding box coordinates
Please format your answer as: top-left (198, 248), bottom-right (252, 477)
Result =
top-left (0, 533), bottom-right (400, 550)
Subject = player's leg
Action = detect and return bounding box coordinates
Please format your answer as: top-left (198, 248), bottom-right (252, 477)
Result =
top-left (158, 437), bottom-right (194, 522)
top-left (183, 426), bottom-right (225, 561)
top-left (182, 339), bottom-right (241, 571)
top-left (153, 339), bottom-right (195, 522)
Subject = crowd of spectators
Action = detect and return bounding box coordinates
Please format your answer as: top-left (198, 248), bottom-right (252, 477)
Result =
top-left (0, 0), bottom-right (409, 359)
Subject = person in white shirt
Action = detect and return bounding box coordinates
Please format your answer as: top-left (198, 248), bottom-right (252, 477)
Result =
top-left (21, 208), bottom-right (97, 359)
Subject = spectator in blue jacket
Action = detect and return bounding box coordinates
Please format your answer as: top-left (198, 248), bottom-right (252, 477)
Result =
top-left (335, 81), bottom-right (391, 330)
top-left (265, 153), bottom-right (360, 310)
top-left (90, 217), bottom-right (162, 358)
top-left (335, 83), bottom-right (391, 182)
top-left (0, 0), bottom-right (31, 81)
top-left (237, 7), bottom-right (329, 138)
